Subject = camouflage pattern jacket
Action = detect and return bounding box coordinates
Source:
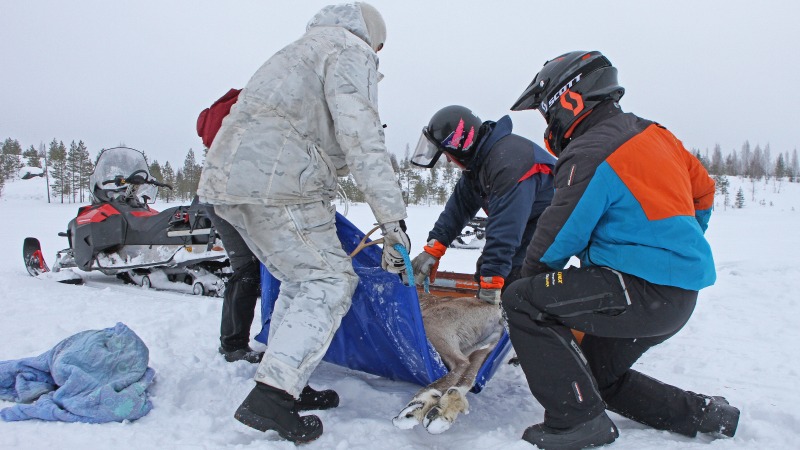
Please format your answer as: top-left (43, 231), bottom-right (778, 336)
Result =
top-left (198, 4), bottom-right (406, 224)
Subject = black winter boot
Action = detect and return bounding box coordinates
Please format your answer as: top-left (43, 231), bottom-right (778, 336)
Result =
top-left (296, 385), bottom-right (339, 411)
top-left (522, 412), bottom-right (619, 450)
top-left (697, 396), bottom-right (739, 438)
top-left (219, 346), bottom-right (264, 363)
top-left (234, 382), bottom-right (323, 443)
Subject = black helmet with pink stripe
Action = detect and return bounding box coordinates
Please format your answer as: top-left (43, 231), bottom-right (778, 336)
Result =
top-left (411, 105), bottom-right (483, 169)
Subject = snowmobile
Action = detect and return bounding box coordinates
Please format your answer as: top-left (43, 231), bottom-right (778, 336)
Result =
top-left (23, 147), bottom-right (230, 296)
top-left (448, 216), bottom-right (487, 250)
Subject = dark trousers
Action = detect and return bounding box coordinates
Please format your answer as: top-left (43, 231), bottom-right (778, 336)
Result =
top-left (205, 205), bottom-right (261, 351)
top-left (502, 266), bottom-right (711, 436)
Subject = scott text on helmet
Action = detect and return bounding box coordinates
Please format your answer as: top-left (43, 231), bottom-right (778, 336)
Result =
top-left (542, 73), bottom-right (582, 114)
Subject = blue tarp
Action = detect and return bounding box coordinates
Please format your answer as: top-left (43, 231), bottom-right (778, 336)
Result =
top-left (256, 213), bottom-right (511, 392)
top-left (0, 323), bottom-right (155, 423)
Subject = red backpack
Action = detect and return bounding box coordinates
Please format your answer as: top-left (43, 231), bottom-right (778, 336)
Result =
top-left (196, 88), bottom-right (241, 148)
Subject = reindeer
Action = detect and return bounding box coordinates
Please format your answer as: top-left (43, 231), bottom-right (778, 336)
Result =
top-left (392, 291), bottom-right (504, 434)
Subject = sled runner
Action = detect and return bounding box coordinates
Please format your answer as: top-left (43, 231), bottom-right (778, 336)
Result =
top-left (449, 216), bottom-right (487, 250)
top-left (256, 213), bottom-right (511, 392)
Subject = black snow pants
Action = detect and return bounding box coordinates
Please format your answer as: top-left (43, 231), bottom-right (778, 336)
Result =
top-left (205, 205), bottom-right (262, 351)
top-left (502, 265), bottom-right (713, 437)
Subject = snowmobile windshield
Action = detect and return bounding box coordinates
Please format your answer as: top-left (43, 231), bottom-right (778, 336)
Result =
top-left (90, 147), bottom-right (159, 204)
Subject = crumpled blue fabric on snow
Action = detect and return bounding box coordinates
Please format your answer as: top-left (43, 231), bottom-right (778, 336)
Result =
top-left (0, 322), bottom-right (155, 423)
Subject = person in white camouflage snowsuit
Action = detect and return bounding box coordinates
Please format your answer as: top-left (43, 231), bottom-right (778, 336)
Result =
top-left (197, 2), bottom-right (409, 443)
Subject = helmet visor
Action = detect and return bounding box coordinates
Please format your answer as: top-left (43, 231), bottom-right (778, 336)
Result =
top-left (410, 128), bottom-right (443, 168)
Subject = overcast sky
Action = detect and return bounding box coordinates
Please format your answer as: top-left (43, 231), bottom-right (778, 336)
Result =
top-left (2, 0), bottom-right (798, 167)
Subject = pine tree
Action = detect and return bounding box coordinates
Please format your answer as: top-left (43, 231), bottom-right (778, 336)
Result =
top-left (775, 153), bottom-right (786, 178)
top-left (740, 141), bottom-right (752, 178)
top-left (710, 144), bottom-right (724, 176)
top-left (180, 149), bottom-right (201, 200)
top-left (771, 153), bottom-right (786, 194)
top-left (23, 145), bottom-right (41, 167)
top-left (693, 149), bottom-right (710, 171)
top-left (76, 141), bottom-right (92, 203)
top-left (48, 139), bottom-right (69, 203)
top-left (396, 155), bottom-right (416, 205)
top-left (713, 174), bottom-right (730, 210)
top-left (67, 141), bottom-right (81, 203)
top-left (149, 160), bottom-right (164, 183)
top-left (426, 163), bottom-right (440, 206)
top-left (750, 145), bottom-right (765, 181)
top-left (1, 138), bottom-right (23, 180)
top-left (175, 170), bottom-right (186, 201)
top-left (338, 174), bottom-right (365, 203)
top-left (162, 161), bottom-right (176, 202)
top-left (724, 149), bottom-right (739, 176)
top-left (735, 187), bottom-right (745, 209)
top-left (412, 175), bottom-right (427, 205)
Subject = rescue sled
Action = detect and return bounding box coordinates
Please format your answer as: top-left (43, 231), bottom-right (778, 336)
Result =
top-left (256, 213), bottom-right (511, 392)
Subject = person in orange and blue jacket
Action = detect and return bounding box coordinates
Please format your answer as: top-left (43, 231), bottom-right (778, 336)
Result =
top-left (502, 51), bottom-right (740, 449)
top-left (408, 105), bottom-right (556, 304)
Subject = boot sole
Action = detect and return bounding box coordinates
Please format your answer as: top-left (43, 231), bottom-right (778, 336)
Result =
top-left (234, 407), bottom-right (322, 444)
top-left (524, 431), bottom-right (618, 450)
top-left (523, 415), bottom-right (619, 450)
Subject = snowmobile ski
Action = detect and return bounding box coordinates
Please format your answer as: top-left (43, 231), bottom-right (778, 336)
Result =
top-left (23, 237), bottom-right (84, 284)
top-left (23, 237), bottom-right (49, 276)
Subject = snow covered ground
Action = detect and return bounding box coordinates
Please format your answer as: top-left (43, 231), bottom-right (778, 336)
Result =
top-left (1, 174), bottom-right (799, 449)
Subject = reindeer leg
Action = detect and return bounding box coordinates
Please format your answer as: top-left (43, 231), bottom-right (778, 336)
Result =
top-left (392, 388), bottom-right (442, 429)
top-left (393, 351), bottom-right (470, 430)
top-left (423, 347), bottom-right (495, 434)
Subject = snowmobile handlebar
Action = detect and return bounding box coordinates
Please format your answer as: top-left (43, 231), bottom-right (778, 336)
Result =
top-left (103, 170), bottom-right (173, 190)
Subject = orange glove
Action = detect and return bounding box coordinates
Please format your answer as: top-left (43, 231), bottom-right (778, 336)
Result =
top-left (411, 239), bottom-right (447, 285)
top-left (478, 276), bottom-right (504, 304)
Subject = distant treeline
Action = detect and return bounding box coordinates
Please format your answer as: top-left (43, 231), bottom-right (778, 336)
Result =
top-left (693, 142), bottom-right (799, 181)
top-left (2, 137), bottom-right (798, 208)
top-left (341, 141), bottom-right (800, 208)
top-left (0, 137), bottom-right (202, 203)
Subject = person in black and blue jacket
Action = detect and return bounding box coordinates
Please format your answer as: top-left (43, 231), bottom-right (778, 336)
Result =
top-left (409, 105), bottom-right (556, 304)
top-left (504, 51), bottom-right (740, 449)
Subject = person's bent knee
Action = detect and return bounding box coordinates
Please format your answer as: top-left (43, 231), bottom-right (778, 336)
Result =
top-left (501, 277), bottom-right (533, 311)
top-left (501, 277), bottom-right (546, 327)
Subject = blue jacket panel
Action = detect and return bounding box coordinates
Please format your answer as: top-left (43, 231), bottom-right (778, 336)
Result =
top-left (540, 162), bottom-right (715, 290)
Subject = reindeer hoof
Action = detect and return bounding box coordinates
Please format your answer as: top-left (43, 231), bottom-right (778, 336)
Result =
top-left (392, 401), bottom-right (424, 429)
top-left (423, 406), bottom-right (453, 434)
